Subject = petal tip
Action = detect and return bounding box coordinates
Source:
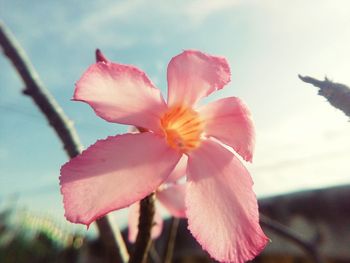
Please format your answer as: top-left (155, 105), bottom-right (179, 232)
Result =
top-left (243, 152), bottom-right (253, 163)
top-left (167, 50), bottom-right (231, 106)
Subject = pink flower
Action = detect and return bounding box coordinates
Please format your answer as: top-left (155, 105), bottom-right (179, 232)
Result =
top-left (60, 50), bottom-right (268, 262)
top-left (128, 157), bottom-right (187, 243)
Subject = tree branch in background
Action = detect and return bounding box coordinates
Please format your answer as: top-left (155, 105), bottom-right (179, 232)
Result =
top-left (260, 214), bottom-right (325, 263)
top-left (163, 217), bottom-right (180, 263)
top-left (129, 193), bottom-right (156, 263)
top-left (299, 75), bottom-right (350, 117)
top-left (0, 21), bottom-right (128, 263)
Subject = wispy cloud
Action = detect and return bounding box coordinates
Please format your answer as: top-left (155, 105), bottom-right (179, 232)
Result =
top-left (66, 0), bottom-right (246, 48)
top-left (184, 0), bottom-right (243, 25)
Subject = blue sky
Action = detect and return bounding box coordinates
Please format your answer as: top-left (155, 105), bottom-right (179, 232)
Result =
top-left (1, 0), bottom-right (350, 230)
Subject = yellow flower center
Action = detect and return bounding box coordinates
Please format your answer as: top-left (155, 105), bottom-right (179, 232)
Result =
top-left (160, 105), bottom-right (204, 152)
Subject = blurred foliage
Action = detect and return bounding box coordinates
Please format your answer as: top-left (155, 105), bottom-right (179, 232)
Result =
top-left (1, 206), bottom-right (348, 263)
top-left (0, 206), bottom-right (83, 263)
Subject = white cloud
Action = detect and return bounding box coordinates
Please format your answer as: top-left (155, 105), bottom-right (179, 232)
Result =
top-left (79, 0), bottom-right (143, 29)
top-left (66, 0), bottom-right (247, 48)
top-left (185, 0), bottom-right (242, 25)
top-left (78, 0), bottom-right (241, 30)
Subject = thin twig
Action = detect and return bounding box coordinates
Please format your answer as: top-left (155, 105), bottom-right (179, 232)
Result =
top-left (260, 214), bottom-right (325, 263)
top-left (0, 21), bottom-right (128, 263)
top-left (163, 217), bottom-right (180, 263)
top-left (149, 243), bottom-right (162, 263)
top-left (129, 193), bottom-right (156, 263)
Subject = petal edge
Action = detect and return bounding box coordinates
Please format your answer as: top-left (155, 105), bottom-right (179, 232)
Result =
top-left (199, 97), bottom-right (255, 162)
top-left (74, 62), bottom-right (167, 132)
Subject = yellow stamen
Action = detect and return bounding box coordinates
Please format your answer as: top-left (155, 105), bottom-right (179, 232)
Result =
top-left (160, 105), bottom-right (204, 152)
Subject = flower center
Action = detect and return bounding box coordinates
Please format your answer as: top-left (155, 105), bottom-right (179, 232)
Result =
top-left (160, 105), bottom-right (204, 152)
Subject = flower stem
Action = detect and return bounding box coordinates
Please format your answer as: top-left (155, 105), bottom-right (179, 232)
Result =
top-left (129, 193), bottom-right (156, 263)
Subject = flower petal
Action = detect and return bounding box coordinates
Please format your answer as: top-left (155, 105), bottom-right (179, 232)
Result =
top-left (199, 97), bottom-right (255, 162)
top-left (128, 202), bottom-right (163, 243)
top-left (60, 132), bottom-right (181, 226)
top-left (156, 184), bottom-right (186, 218)
top-left (167, 50), bottom-right (231, 107)
top-left (166, 155), bottom-right (187, 183)
top-left (74, 62), bottom-right (167, 132)
top-left (186, 139), bottom-right (268, 263)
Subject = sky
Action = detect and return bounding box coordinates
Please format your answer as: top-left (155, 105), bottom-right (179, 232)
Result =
top-left (1, 0), bottom-right (350, 231)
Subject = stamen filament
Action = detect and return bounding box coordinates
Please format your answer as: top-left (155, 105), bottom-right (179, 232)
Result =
top-left (160, 105), bottom-right (204, 152)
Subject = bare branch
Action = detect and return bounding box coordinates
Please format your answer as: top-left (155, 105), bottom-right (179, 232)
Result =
top-left (260, 214), bottom-right (325, 263)
top-left (163, 217), bottom-right (180, 263)
top-left (299, 74), bottom-right (350, 117)
top-left (129, 193), bottom-right (156, 263)
top-left (0, 20), bottom-right (82, 157)
top-left (0, 21), bottom-right (128, 263)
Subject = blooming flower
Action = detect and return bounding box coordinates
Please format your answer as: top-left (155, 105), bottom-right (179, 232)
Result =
top-left (60, 50), bottom-right (268, 262)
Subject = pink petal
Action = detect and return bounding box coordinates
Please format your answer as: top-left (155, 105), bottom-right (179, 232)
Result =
top-left (74, 62), bottom-right (167, 132)
top-left (199, 97), bottom-right (255, 162)
top-left (166, 155), bottom-right (187, 183)
top-left (60, 132), bottom-right (181, 226)
top-left (128, 202), bottom-right (163, 243)
top-left (156, 184), bottom-right (186, 218)
top-left (167, 50), bottom-right (231, 107)
top-left (186, 139), bottom-right (268, 263)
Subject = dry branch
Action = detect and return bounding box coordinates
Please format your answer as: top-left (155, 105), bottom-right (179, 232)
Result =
top-left (299, 75), bottom-right (350, 117)
top-left (163, 217), bottom-right (180, 263)
top-left (129, 193), bottom-right (155, 263)
top-left (0, 21), bottom-right (128, 263)
top-left (260, 215), bottom-right (325, 263)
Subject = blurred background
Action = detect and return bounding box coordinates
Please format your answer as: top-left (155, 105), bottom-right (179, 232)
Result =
top-left (1, 0), bottom-right (350, 262)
